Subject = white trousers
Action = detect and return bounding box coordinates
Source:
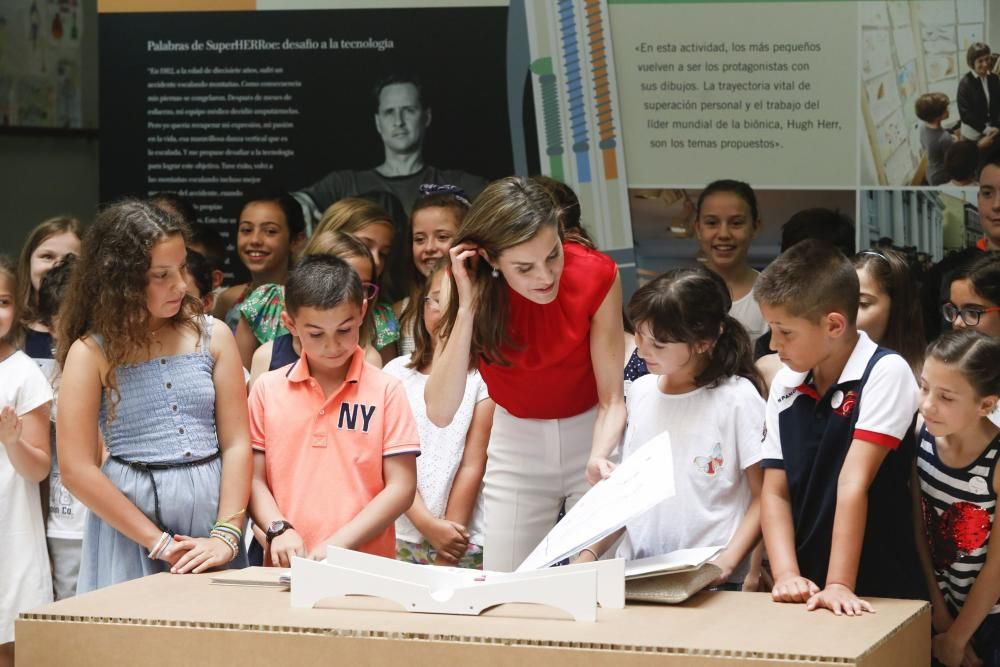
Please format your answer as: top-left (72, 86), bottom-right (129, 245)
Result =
top-left (482, 406), bottom-right (596, 572)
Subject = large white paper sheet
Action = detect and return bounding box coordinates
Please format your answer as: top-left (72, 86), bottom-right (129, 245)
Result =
top-left (516, 431), bottom-right (675, 572)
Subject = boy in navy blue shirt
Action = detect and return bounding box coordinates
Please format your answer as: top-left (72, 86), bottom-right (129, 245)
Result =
top-left (755, 240), bottom-right (926, 615)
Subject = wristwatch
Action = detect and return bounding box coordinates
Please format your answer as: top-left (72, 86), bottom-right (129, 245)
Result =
top-left (265, 520), bottom-right (294, 544)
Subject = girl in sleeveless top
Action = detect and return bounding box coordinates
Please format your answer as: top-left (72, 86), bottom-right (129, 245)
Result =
top-left (57, 200), bottom-right (252, 592)
top-left (916, 329), bottom-right (1000, 666)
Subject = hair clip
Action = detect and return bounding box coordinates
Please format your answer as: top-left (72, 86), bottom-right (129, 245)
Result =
top-left (419, 183), bottom-right (471, 206)
top-left (859, 250), bottom-right (889, 261)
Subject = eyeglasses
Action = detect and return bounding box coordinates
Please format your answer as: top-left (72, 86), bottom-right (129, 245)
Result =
top-left (361, 282), bottom-right (379, 303)
top-left (942, 302), bottom-right (1000, 326)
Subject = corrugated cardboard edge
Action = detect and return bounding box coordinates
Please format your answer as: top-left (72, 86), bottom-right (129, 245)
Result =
top-left (19, 601), bottom-right (929, 663)
top-left (12, 624), bottom-right (859, 667)
top-left (857, 600), bottom-right (931, 667)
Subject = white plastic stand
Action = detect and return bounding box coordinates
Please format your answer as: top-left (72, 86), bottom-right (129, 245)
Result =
top-left (289, 546), bottom-right (624, 622)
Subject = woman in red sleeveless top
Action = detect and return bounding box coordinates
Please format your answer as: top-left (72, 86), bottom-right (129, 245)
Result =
top-left (426, 177), bottom-right (626, 572)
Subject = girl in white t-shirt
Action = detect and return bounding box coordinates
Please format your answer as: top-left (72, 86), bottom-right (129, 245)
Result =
top-left (0, 257), bottom-right (53, 667)
top-left (384, 259), bottom-right (494, 568)
top-left (575, 267), bottom-right (766, 590)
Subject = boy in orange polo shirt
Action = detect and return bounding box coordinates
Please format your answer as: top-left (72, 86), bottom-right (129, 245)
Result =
top-left (248, 254), bottom-right (419, 566)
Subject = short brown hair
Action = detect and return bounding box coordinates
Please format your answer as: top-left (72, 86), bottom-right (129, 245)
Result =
top-left (755, 239), bottom-right (859, 324)
top-left (915, 93), bottom-right (949, 122)
top-left (967, 42), bottom-right (992, 69)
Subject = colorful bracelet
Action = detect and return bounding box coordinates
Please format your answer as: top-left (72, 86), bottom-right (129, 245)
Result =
top-left (212, 521), bottom-right (243, 541)
top-left (210, 529), bottom-right (239, 562)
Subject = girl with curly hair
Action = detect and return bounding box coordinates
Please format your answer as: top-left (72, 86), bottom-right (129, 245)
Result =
top-left (56, 200), bottom-right (251, 592)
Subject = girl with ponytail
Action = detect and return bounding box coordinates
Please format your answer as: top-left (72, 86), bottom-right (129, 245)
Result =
top-left (574, 267), bottom-right (766, 591)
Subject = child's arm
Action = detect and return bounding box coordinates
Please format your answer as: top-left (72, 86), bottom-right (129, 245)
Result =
top-left (58, 339), bottom-right (189, 566)
top-left (810, 355), bottom-right (920, 615)
top-left (406, 491), bottom-right (468, 564)
top-left (235, 315), bottom-right (260, 371)
top-left (310, 453), bottom-right (417, 559)
top-left (713, 463), bottom-right (763, 586)
top-left (0, 403), bottom-right (50, 482)
top-left (173, 320), bottom-right (254, 574)
top-left (807, 439), bottom-right (887, 616)
top-left (248, 449), bottom-right (305, 568)
top-left (572, 527), bottom-right (626, 563)
top-left (586, 272), bottom-right (627, 484)
top-left (762, 467), bottom-right (819, 602)
top-left (910, 461), bottom-right (954, 634)
top-left (932, 463), bottom-right (1000, 667)
top-left (248, 339), bottom-right (274, 390)
top-left (440, 399), bottom-right (495, 535)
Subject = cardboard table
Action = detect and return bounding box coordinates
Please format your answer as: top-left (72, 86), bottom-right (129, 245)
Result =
top-left (17, 568), bottom-right (929, 666)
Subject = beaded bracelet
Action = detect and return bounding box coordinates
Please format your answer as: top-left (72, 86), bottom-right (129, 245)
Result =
top-left (210, 529), bottom-right (239, 562)
top-left (212, 521), bottom-right (242, 541)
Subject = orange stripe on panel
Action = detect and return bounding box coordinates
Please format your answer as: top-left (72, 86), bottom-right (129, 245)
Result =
top-left (602, 150), bottom-right (617, 180)
top-left (100, 0), bottom-right (254, 12)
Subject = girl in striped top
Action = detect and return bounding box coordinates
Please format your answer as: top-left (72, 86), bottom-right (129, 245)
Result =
top-left (916, 329), bottom-right (1000, 667)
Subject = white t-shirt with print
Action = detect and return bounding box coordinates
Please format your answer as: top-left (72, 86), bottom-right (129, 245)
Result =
top-left (383, 357), bottom-right (489, 545)
top-left (617, 374), bottom-right (765, 583)
top-left (0, 350), bottom-right (54, 642)
top-left (27, 354), bottom-right (88, 540)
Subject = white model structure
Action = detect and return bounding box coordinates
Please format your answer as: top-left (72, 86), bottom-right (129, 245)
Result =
top-left (290, 432), bottom-right (676, 622)
top-left (290, 546), bottom-right (624, 622)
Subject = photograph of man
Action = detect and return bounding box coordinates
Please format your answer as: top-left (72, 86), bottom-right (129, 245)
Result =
top-left (293, 73), bottom-right (487, 227)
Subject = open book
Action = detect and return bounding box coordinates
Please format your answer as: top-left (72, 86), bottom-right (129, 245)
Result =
top-left (624, 546), bottom-right (723, 581)
top-left (622, 547), bottom-right (724, 604)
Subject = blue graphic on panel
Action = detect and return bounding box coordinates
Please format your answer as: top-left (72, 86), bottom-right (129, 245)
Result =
top-left (557, 0), bottom-right (591, 183)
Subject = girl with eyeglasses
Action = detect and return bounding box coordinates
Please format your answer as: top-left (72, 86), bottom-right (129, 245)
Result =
top-left (946, 253), bottom-right (1000, 339)
top-left (384, 258), bottom-right (494, 568)
top-left (946, 253), bottom-right (1000, 432)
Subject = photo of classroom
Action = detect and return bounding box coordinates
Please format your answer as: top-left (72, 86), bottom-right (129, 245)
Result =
top-left (861, 0), bottom-right (997, 186)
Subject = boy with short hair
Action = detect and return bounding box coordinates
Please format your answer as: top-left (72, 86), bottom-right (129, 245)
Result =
top-left (916, 92), bottom-right (957, 186)
top-left (248, 254), bottom-right (418, 566)
top-left (755, 240), bottom-right (926, 615)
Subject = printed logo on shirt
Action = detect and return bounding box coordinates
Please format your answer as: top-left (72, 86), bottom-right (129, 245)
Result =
top-left (761, 422), bottom-right (767, 443)
top-left (776, 388), bottom-right (797, 404)
top-left (694, 443), bottom-right (724, 476)
top-left (831, 390), bottom-right (858, 417)
top-left (338, 402), bottom-right (376, 432)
